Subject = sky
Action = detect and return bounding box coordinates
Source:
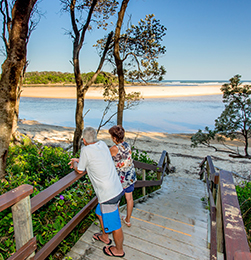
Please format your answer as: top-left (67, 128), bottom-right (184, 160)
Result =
top-left (1, 0), bottom-right (251, 80)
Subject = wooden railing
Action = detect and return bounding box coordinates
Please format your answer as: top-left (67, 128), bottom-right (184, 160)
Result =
top-left (0, 150), bottom-right (170, 260)
top-left (199, 156), bottom-right (251, 260)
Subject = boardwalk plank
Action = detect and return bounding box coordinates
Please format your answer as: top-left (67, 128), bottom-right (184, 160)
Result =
top-left (130, 208), bottom-right (208, 240)
top-left (88, 219), bottom-right (209, 259)
top-left (134, 204), bottom-right (207, 228)
top-left (120, 212), bottom-right (208, 249)
top-left (81, 229), bottom-right (164, 260)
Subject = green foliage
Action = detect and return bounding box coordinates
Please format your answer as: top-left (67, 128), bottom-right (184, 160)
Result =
top-left (191, 127), bottom-right (217, 148)
top-left (0, 141), bottom-right (95, 259)
top-left (215, 75), bottom-right (251, 145)
top-left (236, 181), bottom-right (251, 245)
top-left (95, 14), bottom-right (167, 82)
top-left (129, 148), bottom-right (160, 203)
top-left (132, 148), bottom-right (156, 165)
top-left (23, 71), bottom-right (118, 85)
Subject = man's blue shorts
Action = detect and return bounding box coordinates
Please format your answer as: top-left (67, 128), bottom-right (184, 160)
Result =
top-left (95, 191), bottom-right (124, 233)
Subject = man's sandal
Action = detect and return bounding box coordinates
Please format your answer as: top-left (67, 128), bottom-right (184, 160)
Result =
top-left (122, 216), bottom-right (131, 227)
top-left (92, 233), bottom-right (112, 245)
top-left (103, 246), bottom-right (125, 258)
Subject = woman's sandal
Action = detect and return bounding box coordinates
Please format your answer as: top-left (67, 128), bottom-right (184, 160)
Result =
top-left (122, 216), bottom-right (131, 227)
top-left (92, 233), bottom-right (112, 245)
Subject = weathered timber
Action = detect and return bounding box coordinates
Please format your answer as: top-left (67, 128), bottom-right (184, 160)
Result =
top-left (234, 251), bottom-right (251, 260)
top-left (7, 237), bottom-right (36, 260)
top-left (216, 183), bottom-right (224, 253)
top-left (220, 170), bottom-right (250, 259)
top-left (0, 184), bottom-right (33, 212)
top-left (12, 196), bottom-right (34, 259)
top-left (142, 169), bottom-right (146, 196)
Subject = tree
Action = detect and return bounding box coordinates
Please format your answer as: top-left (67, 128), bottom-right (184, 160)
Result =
top-left (0, 0), bottom-right (38, 179)
top-left (96, 3), bottom-right (167, 125)
top-left (60, 0), bottom-right (118, 154)
top-left (0, 3), bottom-right (41, 140)
top-left (191, 75), bottom-right (251, 158)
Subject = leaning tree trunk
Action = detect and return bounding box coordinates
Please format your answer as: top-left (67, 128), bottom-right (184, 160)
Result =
top-left (12, 60), bottom-right (28, 139)
top-left (114, 0), bottom-right (129, 126)
top-left (0, 0), bottom-right (37, 179)
top-left (244, 131), bottom-right (249, 157)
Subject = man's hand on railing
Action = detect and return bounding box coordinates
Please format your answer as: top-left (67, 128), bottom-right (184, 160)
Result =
top-left (68, 158), bottom-right (83, 174)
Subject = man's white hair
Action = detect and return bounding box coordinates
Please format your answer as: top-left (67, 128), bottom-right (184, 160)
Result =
top-left (83, 127), bottom-right (97, 143)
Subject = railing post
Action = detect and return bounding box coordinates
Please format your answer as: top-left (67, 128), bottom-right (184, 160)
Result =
top-left (12, 195), bottom-right (34, 259)
top-left (216, 184), bottom-right (224, 253)
top-left (157, 170), bottom-right (161, 181)
top-left (142, 169), bottom-right (146, 196)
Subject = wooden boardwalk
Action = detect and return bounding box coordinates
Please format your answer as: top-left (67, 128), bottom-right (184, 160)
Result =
top-left (64, 175), bottom-right (214, 260)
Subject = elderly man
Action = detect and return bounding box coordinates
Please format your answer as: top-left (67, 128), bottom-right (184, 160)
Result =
top-left (68, 127), bottom-right (125, 258)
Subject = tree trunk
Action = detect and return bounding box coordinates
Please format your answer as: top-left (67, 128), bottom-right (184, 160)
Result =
top-left (114, 0), bottom-right (129, 126)
top-left (72, 44), bottom-right (85, 154)
top-left (12, 60), bottom-right (27, 139)
top-left (12, 84), bottom-right (22, 139)
top-left (0, 0), bottom-right (37, 179)
top-left (244, 132), bottom-right (249, 157)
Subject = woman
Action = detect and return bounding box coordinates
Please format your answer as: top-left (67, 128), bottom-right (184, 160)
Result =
top-left (109, 125), bottom-right (137, 227)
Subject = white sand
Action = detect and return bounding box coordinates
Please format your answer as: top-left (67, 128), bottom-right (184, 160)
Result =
top-left (21, 85), bottom-right (222, 99)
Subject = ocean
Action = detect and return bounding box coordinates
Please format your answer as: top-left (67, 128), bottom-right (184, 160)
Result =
top-left (19, 94), bottom-right (225, 133)
top-left (159, 79), bottom-right (251, 86)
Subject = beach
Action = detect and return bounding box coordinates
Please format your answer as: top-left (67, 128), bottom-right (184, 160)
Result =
top-left (21, 85), bottom-right (222, 99)
top-left (18, 119), bottom-right (251, 185)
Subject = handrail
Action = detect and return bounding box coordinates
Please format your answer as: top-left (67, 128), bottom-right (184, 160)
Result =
top-left (134, 150), bottom-right (170, 188)
top-left (1, 150), bottom-right (170, 260)
top-left (31, 170), bottom-right (86, 213)
top-left (199, 156), bottom-right (251, 260)
top-left (0, 184), bottom-right (33, 212)
top-left (8, 237), bottom-right (37, 260)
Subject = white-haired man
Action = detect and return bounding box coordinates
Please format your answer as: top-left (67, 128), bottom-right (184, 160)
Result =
top-left (69, 127), bottom-right (125, 257)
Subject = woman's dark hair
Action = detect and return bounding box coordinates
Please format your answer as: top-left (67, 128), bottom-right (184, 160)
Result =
top-left (109, 125), bottom-right (125, 143)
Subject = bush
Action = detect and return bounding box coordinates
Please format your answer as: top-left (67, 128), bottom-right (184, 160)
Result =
top-left (0, 140), bottom-right (95, 259)
top-left (236, 181), bottom-right (251, 247)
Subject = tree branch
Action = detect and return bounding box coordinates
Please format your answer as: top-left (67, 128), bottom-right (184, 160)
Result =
top-left (79, 0), bottom-right (98, 49)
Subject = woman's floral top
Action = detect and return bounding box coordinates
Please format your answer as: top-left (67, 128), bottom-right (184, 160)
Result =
top-left (112, 142), bottom-right (137, 189)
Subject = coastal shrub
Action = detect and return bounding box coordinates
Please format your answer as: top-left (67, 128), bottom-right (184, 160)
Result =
top-left (0, 141), bottom-right (95, 259)
top-left (191, 75), bottom-right (251, 158)
top-left (236, 181), bottom-right (251, 247)
top-left (132, 148), bottom-right (156, 165)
